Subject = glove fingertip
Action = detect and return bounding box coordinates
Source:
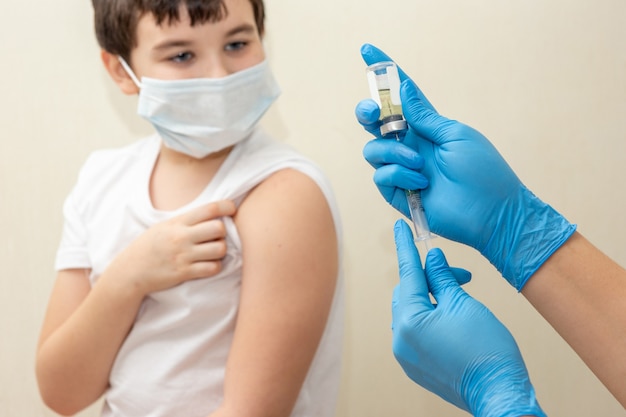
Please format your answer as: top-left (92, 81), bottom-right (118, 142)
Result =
top-left (450, 267), bottom-right (472, 286)
top-left (426, 247), bottom-right (448, 268)
top-left (393, 219), bottom-right (412, 243)
top-left (360, 43), bottom-right (393, 66)
top-left (425, 249), bottom-right (464, 298)
top-left (394, 219), bottom-right (422, 268)
top-left (360, 43), bottom-right (374, 56)
top-left (355, 99), bottom-right (380, 124)
top-left (360, 43), bottom-right (381, 59)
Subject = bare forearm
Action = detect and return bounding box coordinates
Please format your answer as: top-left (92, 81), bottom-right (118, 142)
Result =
top-left (522, 232), bottom-right (626, 407)
top-left (36, 273), bottom-right (144, 414)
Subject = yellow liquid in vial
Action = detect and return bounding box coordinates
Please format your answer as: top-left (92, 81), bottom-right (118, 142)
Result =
top-left (378, 88), bottom-right (403, 121)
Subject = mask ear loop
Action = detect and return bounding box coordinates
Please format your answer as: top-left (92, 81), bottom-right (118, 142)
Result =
top-left (118, 56), bottom-right (142, 88)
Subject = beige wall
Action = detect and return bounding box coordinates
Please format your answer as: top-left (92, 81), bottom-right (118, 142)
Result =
top-left (2, 0), bottom-right (625, 415)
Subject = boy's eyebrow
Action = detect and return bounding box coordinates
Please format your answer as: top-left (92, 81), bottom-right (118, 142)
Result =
top-left (151, 24), bottom-right (256, 52)
top-left (225, 23), bottom-right (256, 37)
top-left (153, 39), bottom-right (194, 52)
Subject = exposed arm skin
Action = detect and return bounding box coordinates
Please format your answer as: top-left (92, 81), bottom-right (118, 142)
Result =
top-left (36, 268), bottom-right (145, 415)
top-left (522, 232), bottom-right (626, 407)
top-left (213, 169), bottom-right (338, 417)
top-left (36, 201), bottom-right (236, 416)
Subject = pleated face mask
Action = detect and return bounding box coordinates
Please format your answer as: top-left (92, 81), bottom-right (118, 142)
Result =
top-left (119, 58), bottom-right (281, 158)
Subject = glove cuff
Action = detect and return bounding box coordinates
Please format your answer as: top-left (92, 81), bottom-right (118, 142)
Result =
top-left (482, 185), bottom-right (577, 291)
top-left (463, 350), bottom-right (547, 417)
top-left (474, 384), bottom-right (547, 417)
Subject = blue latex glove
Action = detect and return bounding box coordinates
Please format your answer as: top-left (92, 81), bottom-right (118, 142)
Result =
top-left (392, 220), bottom-right (546, 417)
top-left (357, 43), bottom-right (576, 290)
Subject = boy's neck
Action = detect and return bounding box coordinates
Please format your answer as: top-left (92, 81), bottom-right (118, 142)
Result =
top-left (158, 144), bottom-right (234, 166)
top-left (149, 144), bottom-right (234, 211)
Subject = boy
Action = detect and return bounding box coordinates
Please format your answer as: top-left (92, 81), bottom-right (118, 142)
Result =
top-left (36, 1), bottom-right (344, 416)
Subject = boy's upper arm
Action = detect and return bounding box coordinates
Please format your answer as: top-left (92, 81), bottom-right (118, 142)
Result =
top-left (225, 168), bottom-right (338, 416)
top-left (38, 269), bottom-right (91, 348)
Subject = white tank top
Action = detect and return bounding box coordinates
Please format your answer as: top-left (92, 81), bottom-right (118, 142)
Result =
top-left (55, 128), bottom-right (344, 417)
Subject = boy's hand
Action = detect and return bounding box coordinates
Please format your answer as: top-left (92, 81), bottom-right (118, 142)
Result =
top-left (109, 200), bottom-right (237, 296)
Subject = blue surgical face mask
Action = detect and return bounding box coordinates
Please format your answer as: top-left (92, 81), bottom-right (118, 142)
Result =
top-left (119, 58), bottom-right (281, 158)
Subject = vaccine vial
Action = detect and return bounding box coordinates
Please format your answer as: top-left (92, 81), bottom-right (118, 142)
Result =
top-left (366, 61), bottom-right (408, 137)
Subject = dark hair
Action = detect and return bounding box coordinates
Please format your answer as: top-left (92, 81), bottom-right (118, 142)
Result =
top-left (92, 0), bottom-right (265, 62)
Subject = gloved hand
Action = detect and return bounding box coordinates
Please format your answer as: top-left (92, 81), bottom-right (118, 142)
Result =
top-left (392, 220), bottom-right (546, 417)
top-left (357, 43), bottom-right (576, 290)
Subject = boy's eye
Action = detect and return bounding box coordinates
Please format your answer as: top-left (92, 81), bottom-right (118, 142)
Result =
top-left (170, 52), bottom-right (194, 63)
top-left (225, 41), bottom-right (247, 52)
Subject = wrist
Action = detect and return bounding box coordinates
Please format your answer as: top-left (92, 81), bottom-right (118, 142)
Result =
top-left (472, 384), bottom-right (546, 417)
top-left (468, 365), bottom-right (546, 417)
top-left (98, 257), bottom-right (148, 303)
top-left (482, 185), bottom-right (576, 291)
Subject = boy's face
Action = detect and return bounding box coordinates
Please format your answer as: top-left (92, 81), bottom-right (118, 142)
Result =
top-left (130, 0), bottom-right (264, 80)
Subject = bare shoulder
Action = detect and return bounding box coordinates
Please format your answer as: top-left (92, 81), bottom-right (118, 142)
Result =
top-left (237, 168), bottom-right (333, 223)
top-left (235, 167), bottom-right (337, 270)
top-left (250, 168), bottom-right (324, 196)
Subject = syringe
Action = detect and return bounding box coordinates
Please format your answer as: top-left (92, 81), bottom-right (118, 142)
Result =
top-left (366, 61), bottom-right (434, 252)
top-left (405, 189), bottom-right (433, 252)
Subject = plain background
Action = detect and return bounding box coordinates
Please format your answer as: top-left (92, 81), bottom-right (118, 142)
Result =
top-left (2, 0), bottom-right (625, 416)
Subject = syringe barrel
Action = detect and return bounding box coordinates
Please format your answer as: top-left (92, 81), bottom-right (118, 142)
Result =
top-left (405, 190), bottom-right (432, 242)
